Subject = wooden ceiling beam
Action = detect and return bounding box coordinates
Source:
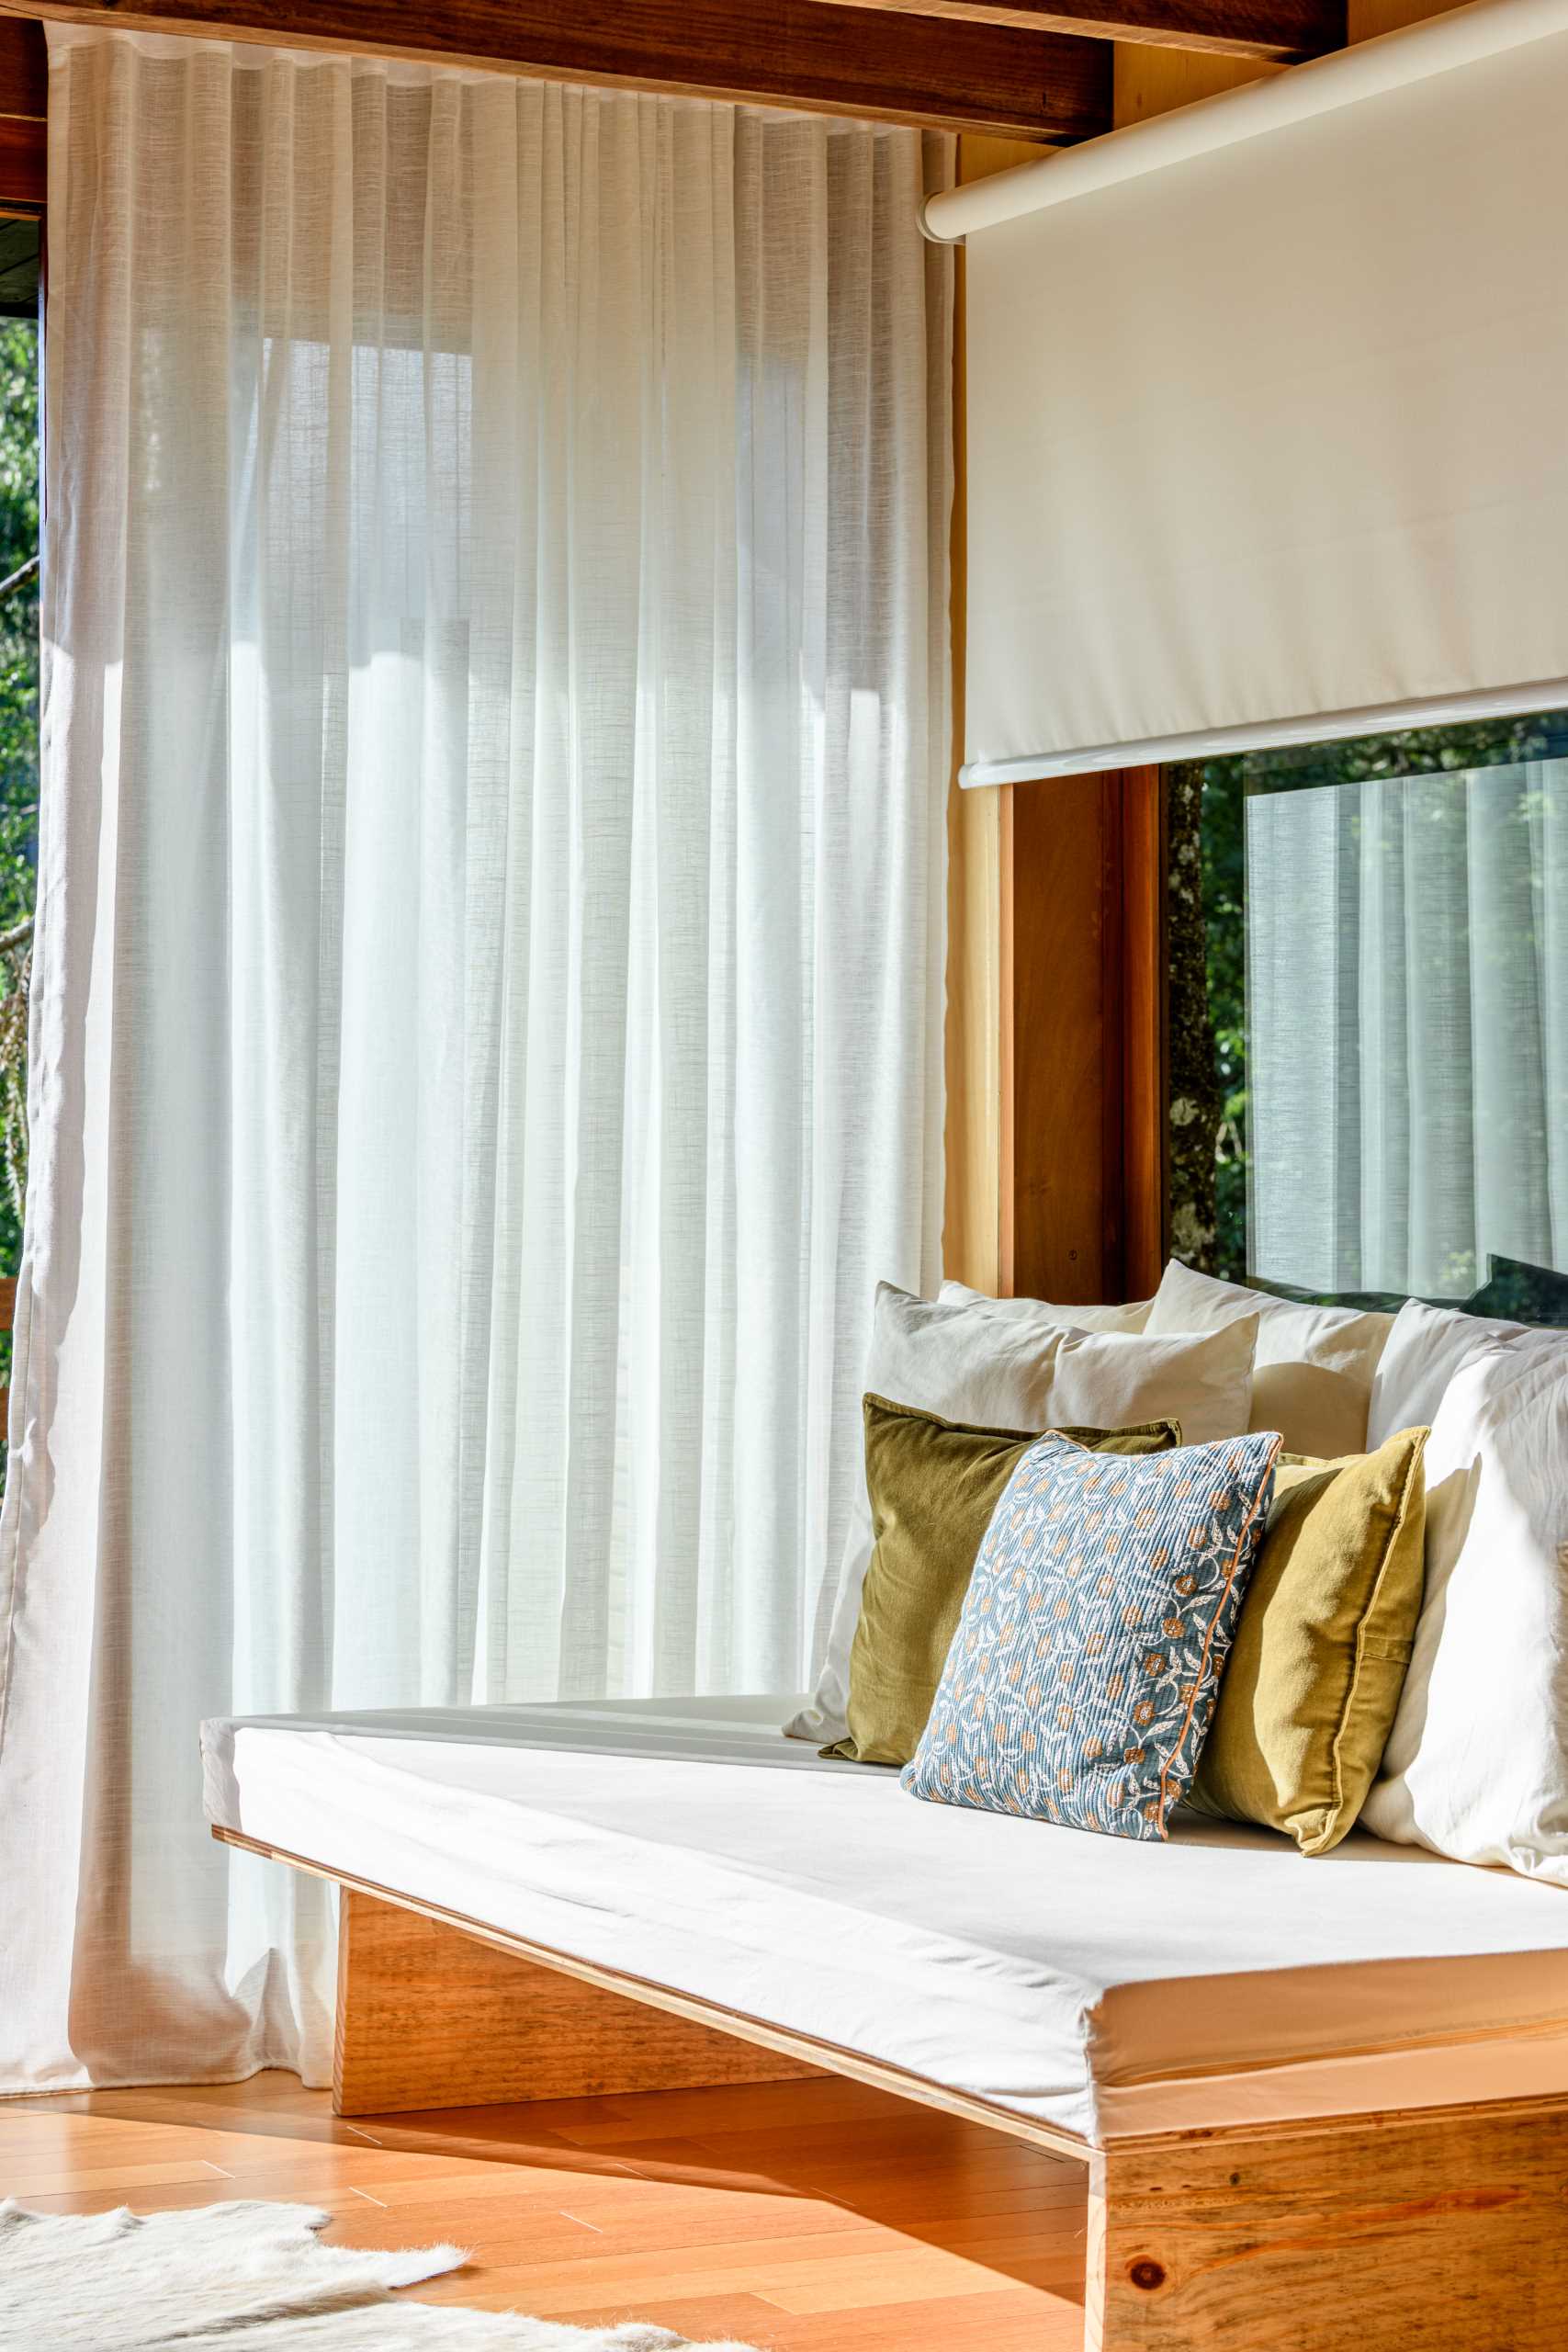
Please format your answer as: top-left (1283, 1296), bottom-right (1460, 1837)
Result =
top-left (0, 0), bottom-right (1114, 142)
top-left (818, 0), bottom-right (1344, 63)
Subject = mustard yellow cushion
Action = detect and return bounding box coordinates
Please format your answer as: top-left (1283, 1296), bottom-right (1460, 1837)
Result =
top-left (1188, 1425), bottom-right (1427, 1854)
top-left (825, 1395), bottom-right (1179, 1767)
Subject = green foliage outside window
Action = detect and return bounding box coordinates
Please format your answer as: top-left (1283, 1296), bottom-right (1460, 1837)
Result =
top-left (0, 314), bottom-right (39, 1284)
top-left (1200, 760), bottom-right (1247, 1282)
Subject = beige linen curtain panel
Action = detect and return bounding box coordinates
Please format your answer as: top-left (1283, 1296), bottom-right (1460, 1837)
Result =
top-left (0, 28), bottom-right (951, 2090)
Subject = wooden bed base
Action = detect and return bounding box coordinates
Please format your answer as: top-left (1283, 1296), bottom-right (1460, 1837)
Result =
top-left (215, 1826), bottom-right (1568, 2349)
top-left (332, 1882), bottom-right (822, 2110)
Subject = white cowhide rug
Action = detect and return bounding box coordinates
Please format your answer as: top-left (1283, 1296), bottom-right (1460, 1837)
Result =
top-left (0, 2199), bottom-right (763, 2350)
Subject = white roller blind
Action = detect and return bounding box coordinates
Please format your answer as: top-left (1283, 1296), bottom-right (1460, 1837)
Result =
top-left (934, 0), bottom-right (1568, 784)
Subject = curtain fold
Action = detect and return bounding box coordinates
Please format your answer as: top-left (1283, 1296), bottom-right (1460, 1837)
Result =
top-left (1247, 763), bottom-right (1568, 1297)
top-left (0, 27), bottom-right (951, 2091)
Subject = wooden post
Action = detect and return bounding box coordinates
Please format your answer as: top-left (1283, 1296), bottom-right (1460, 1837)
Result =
top-left (1087, 2096), bottom-right (1568, 2351)
top-left (997, 768), bottom-right (1167, 1306)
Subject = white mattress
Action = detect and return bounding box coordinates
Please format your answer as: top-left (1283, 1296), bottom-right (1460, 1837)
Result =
top-left (201, 1694), bottom-right (1568, 2145)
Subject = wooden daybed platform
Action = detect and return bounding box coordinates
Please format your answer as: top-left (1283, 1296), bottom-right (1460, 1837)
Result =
top-left (203, 1694), bottom-right (1568, 2349)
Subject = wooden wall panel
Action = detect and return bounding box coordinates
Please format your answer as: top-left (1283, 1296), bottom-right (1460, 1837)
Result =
top-left (1112, 35), bottom-right (1277, 115)
top-left (993, 770), bottom-right (1166, 1304)
top-left (1347, 0), bottom-right (1447, 33)
top-left (0, 113), bottom-right (42, 209)
top-left (942, 132), bottom-right (1035, 1297)
top-left (1119, 766), bottom-right (1167, 1295)
top-left (998, 777), bottom-right (1115, 1301)
top-left (0, 20), bottom-right (45, 213)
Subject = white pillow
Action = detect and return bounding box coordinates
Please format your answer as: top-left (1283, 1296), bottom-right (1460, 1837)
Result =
top-left (1044, 1316), bottom-right (1258, 1442)
top-left (1145, 1258), bottom-right (1393, 1457)
top-left (1359, 1335), bottom-right (1568, 1887)
top-left (1365, 1295), bottom-right (1527, 1447)
top-left (784, 1283), bottom-right (1257, 1745)
top-left (939, 1277), bottom-right (1154, 1335)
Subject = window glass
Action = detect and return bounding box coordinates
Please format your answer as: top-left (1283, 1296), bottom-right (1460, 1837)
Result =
top-left (0, 216), bottom-right (40, 1449)
top-left (1171, 712), bottom-right (1568, 1307)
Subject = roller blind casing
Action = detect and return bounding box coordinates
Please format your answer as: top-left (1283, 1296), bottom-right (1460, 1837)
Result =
top-left (963, 17), bottom-right (1568, 781)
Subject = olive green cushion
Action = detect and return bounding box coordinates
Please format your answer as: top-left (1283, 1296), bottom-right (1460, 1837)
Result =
top-left (825, 1396), bottom-right (1181, 1767)
top-left (1188, 1425), bottom-right (1428, 1854)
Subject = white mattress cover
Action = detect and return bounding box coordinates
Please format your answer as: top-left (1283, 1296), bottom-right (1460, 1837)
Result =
top-left (201, 1695), bottom-right (1568, 2144)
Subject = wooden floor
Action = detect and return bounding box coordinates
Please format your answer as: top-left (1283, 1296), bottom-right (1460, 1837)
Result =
top-left (2, 2070), bottom-right (1089, 2347)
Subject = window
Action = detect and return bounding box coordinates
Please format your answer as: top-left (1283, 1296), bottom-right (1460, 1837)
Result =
top-left (0, 213), bottom-right (38, 1442)
top-left (1169, 710), bottom-right (1568, 1309)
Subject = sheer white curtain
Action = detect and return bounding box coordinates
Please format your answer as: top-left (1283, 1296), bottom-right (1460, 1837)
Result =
top-left (0, 27), bottom-right (951, 2091)
top-left (1247, 763), bottom-right (1568, 1296)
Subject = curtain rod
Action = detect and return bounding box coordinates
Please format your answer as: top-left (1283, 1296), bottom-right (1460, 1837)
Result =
top-left (922, 0), bottom-right (1568, 243)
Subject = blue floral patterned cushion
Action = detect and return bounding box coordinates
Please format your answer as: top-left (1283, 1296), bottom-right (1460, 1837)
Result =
top-left (900, 1429), bottom-right (1281, 1840)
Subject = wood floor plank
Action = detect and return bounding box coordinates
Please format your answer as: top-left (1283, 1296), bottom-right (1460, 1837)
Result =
top-left (493, 2290), bottom-right (792, 2339)
top-left (3, 2155), bottom-right (241, 2197)
top-left (406, 2224), bottom-right (1000, 2298)
top-left (389, 2183), bottom-right (867, 2245)
top-left (0, 2068), bottom-right (1087, 2347)
top-left (754, 2244), bottom-right (1035, 2312)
